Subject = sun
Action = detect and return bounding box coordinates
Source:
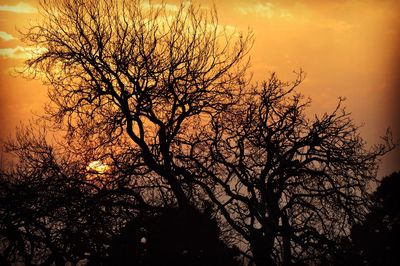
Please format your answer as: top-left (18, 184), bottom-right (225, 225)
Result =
top-left (86, 160), bottom-right (110, 174)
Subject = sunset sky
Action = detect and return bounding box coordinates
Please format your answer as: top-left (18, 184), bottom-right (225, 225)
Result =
top-left (0, 0), bottom-right (399, 176)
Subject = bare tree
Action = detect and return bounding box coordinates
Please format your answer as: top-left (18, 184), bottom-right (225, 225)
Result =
top-left (23, 0), bottom-right (252, 208)
top-left (0, 123), bottom-right (158, 265)
top-left (11, 0), bottom-right (397, 265)
top-left (0, 123), bottom-right (240, 265)
top-left (176, 72), bottom-right (395, 265)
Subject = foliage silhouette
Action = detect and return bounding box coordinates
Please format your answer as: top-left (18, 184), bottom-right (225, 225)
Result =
top-left (107, 207), bottom-right (241, 266)
top-left (332, 171), bottom-right (400, 265)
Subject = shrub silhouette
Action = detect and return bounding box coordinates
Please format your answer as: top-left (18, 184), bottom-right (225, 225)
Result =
top-left (350, 172), bottom-right (400, 265)
top-left (107, 207), bottom-right (240, 266)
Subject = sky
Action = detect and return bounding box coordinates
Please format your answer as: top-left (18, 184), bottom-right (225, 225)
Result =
top-left (0, 0), bottom-right (399, 176)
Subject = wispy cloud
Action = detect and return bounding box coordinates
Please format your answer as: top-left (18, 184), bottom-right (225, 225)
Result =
top-left (140, 1), bottom-right (199, 13)
top-left (0, 46), bottom-right (27, 59)
top-left (237, 2), bottom-right (293, 19)
top-left (319, 19), bottom-right (356, 33)
top-left (0, 46), bottom-right (46, 60)
top-left (0, 31), bottom-right (14, 41)
top-left (141, 2), bottom-right (179, 12)
top-left (0, 2), bottom-right (38, 14)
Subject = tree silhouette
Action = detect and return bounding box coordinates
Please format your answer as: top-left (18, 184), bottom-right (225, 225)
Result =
top-left (0, 0), bottom-right (396, 265)
top-left (0, 125), bottom-right (241, 265)
top-left (334, 171), bottom-right (400, 265)
top-left (23, 0), bottom-right (252, 209)
top-left (0, 125), bottom-right (151, 265)
top-left (176, 72), bottom-right (394, 265)
top-left (107, 207), bottom-right (241, 266)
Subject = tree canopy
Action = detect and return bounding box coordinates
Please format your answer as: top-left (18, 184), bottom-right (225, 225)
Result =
top-left (336, 171), bottom-right (400, 266)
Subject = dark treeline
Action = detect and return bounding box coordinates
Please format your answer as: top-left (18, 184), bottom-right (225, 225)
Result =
top-left (0, 0), bottom-right (398, 265)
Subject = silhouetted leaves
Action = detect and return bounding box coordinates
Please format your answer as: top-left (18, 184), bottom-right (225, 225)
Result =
top-left (107, 207), bottom-right (240, 266)
top-left (350, 172), bottom-right (400, 265)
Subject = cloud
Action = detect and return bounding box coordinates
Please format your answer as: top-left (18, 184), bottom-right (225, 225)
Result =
top-left (238, 2), bottom-right (274, 18)
top-left (0, 2), bottom-right (38, 14)
top-left (0, 46), bottom-right (27, 59)
top-left (319, 19), bottom-right (356, 33)
top-left (237, 2), bottom-right (293, 19)
top-left (0, 46), bottom-right (46, 60)
top-left (141, 2), bottom-right (179, 12)
top-left (0, 31), bottom-right (14, 41)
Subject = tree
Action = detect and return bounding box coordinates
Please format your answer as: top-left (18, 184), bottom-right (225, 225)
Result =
top-left (175, 73), bottom-right (394, 265)
top-left (1, 123), bottom-right (240, 265)
top-left (23, 0), bottom-right (252, 209)
top-left (107, 207), bottom-right (241, 266)
top-left (2, 0), bottom-right (394, 265)
top-left (3, 1), bottom-right (252, 263)
top-left (341, 171), bottom-right (400, 265)
top-left (0, 124), bottom-right (152, 265)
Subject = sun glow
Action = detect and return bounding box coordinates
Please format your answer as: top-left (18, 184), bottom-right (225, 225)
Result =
top-left (86, 160), bottom-right (109, 174)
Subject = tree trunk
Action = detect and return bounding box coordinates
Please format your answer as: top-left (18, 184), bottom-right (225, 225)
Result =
top-left (282, 215), bottom-right (292, 265)
top-left (250, 229), bottom-right (275, 266)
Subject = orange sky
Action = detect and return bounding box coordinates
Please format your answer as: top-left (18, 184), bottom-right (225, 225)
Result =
top-left (0, 0), bottom-right (399, 176)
